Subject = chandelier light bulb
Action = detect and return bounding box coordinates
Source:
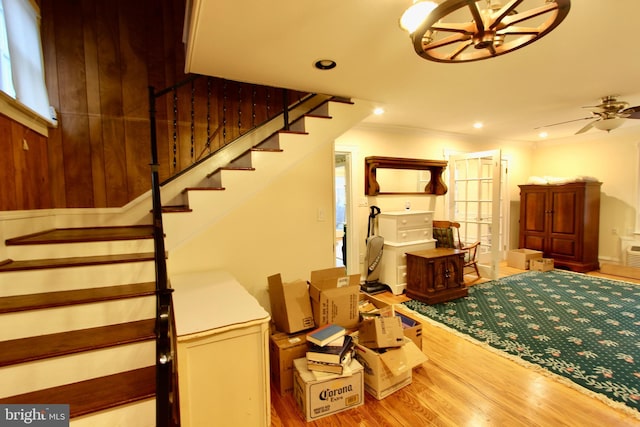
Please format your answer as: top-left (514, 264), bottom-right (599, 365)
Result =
top-left (400, 1), bottom-right (438, 34)
top-left (593, 117), bottom-right (625, 132)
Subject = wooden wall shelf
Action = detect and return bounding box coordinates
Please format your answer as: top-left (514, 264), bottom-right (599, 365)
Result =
top-left (364, 156), bottom-right (448, 196)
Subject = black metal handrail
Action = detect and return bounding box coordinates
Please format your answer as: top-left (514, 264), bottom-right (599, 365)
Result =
top-left (148, 74), bottom-right (311, 427)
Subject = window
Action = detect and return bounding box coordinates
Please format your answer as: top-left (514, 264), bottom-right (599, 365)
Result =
top-left (0, 0), bottom-right (53, 135)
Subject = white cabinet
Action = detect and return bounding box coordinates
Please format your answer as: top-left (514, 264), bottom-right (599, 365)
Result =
top-left (171, 270), bottom-right (271, 427)
top-left (378, 211), bottom-right (436, 295)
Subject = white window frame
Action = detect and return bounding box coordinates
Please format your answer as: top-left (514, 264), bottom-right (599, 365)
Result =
top-left (0, 0), bottom-right (54, 136)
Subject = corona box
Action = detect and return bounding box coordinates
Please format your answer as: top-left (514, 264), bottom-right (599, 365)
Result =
top-left (292, 357), bottom-right (364, 421)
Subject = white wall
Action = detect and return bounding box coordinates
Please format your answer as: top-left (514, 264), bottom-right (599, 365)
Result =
top-left (166, 119), bottom-right (639, 312)
top-left (168, 141), bottom-right (336, 311)
top-left (530, 127), bottom-right (640, 262)
top-left (336, 124), bottom-right (535, 275)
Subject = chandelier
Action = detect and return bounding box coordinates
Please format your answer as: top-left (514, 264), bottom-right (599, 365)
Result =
top-left (400, 0), bottom-right (571, 63)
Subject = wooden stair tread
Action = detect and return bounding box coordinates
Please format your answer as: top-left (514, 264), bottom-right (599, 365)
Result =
top-left (161, 205), bottom-right (193, 213)
top-left (250, 147), bottom-right (283, 152)
top-left (0, 319), bottom-right (156, 367)
top-left (0, 252), bottom-right (157, 272)
top-left (278, 130), bottom-right (308, 135)
top-left (182, 186), bottom-right (225, 192)
top-left (329, 96), bottom-right (354, 104)
top-left (5, 225), bottom-right (154, 245)
top-left (0, 282), bottom-right (156, 314)
top-left (304, 113), bottom-right (332, 119)
top-left (0, 366), bottom-right (156, 418)
top-left (220, 166), bottom-right (255, 171)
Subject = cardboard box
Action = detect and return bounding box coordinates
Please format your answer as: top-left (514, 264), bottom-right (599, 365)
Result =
top-left (268, 273), bottom-right (315, 333)
top-left (507, 249), bottom-right (543, 270)
top-left (358, 316), bottom-right (404, 349)
top-left (530, 257), bottom-right (554, 272)
top-left (269, 331), bottom-right (309, 395)
top-left (395, 309), bottom-right (423, 350)
top-left (359, 294), bottom-right (423, 350)
top-left (354, 338), bottom-right (427, 400)
top-left (308, 267), bottom-right (360, 329)
top-left (293, 357), bottom-right (364, 421)
top-left (358, 293), bottom-right (395, 318)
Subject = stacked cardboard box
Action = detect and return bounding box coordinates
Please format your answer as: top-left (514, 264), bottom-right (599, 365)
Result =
top-left (293, 357), bottom-right (364, 421)
top-left (267, 266), bottom-right (429, 418)
top-left (308, 267), bottom-right (360, 329)
top-left (507, 249), bottom-right (543, 270)
top-left (354, 300), bottom-right (427, 400)
top-left (269, 331), bottom-right (308, 395)
top-left (530, 257), bottom-right (554, 271)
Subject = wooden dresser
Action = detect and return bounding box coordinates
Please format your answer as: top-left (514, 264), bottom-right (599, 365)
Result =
top-left (378, 210), bottom-right (436, 295)
top-left (518, 181), bottom-right (601, 272)
top-left (406, 248), bottom-right (467, 304)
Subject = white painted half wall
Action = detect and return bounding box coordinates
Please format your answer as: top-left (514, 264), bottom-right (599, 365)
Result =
top-left (167, 141), bottom-right (336, 311)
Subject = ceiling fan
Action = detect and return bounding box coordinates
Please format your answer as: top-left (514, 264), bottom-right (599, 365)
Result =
top-left (538, 96), bottom-right (640, 134)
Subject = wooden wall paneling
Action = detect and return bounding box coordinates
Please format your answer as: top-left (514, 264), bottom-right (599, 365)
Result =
top-left (9, 122), bottom-right (26, 207)
top-left (119, 0), bottom-right (155, 202)
top-left (175, 83), bottom-right (192, 173)
top-left (145, 1), bottom-right (170, 184)
top-left (22, 127), bottom-right (51, 209)
top-left (0, 115), bottom-right (18, 210)
top-left (7, 0), bottom-right (312, 210)
top-left (96, 1), bottom-right (128, 207)
top-left (253, 85), bottom-right (269, 128)
top-left (167, 0), bottom-right (187, 88)
top-left (82, 0), bottom-right (107, 208)
top-left (7, 120), bottom-right (49, 210)
top-left (209, 78), bottom-right (224, 153)
top-left (52, 1), bottom-right (94, 208)
top-left (192, 77), bottom-right (210, 162)
top-left (59, 114), bottom-right (94, 207)
top-left (41, 0), bottom-right (65, 208)
top-left (35, 132), bottom-right (52, 209)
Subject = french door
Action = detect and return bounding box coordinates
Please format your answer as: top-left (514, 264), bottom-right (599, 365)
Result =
top-left (447, 150), bottom-right (508, 280)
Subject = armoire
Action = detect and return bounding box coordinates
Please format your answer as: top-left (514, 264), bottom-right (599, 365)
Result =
top-left (518, 181), bottom-right (601, 273)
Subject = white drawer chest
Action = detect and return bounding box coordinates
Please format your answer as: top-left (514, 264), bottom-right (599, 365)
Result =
top-left (378, 210), bottom-right (436, 295)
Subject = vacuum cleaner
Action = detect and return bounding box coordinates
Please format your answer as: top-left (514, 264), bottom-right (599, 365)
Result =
top-left (361, 205), bottom-right (389, 294)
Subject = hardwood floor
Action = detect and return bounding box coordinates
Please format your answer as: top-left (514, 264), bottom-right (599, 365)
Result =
top-left (270, 264), bottom-right (640, 426)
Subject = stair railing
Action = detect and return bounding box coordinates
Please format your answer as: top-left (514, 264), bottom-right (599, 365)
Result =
top-left (148, 81), bottom-right (177, 427)
top-left (148, 74), bottom-right (312, 427)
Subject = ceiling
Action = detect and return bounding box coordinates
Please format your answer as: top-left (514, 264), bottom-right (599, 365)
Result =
top-left (184, 0), bottom-right (640, 143)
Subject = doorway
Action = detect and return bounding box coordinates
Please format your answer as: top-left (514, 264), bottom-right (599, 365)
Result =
top-left (335, 153), bottom-right (348, 267)
top-left (447, 150), bottom-right (509, 280)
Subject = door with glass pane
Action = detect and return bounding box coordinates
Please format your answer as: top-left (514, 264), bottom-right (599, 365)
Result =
top-left (447, 150), bottom-right (507, 280)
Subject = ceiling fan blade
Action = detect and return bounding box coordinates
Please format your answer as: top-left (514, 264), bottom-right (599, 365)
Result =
top-left (582, 105), bottom-right (605, 113)
top-left (622, 105), bottom-right (640, 119)
top-left (534, 116), bottom-right (593, 129)
top-left (575, 119), bottom-right (598, 134)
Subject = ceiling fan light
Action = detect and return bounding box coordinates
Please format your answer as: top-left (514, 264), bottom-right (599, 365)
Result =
top-left (594, 117), bottom-right (625, 132)
top-left (399, 1), bottom-right (438, 34)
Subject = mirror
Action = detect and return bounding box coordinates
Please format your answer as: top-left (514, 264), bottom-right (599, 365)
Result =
top-left (364, 156), bottom-right (448, 196)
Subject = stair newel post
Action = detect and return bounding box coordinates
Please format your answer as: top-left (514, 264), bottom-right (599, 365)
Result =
top-left (282, 88), bottom-right (290, 130)
top-left (148, 85), bottom-right (175, 427)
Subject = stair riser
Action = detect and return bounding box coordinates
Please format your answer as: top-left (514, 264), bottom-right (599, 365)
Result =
top-left (0, 297), bottom-right (155, 341)
top-left (0, 262), bottom-right (156, 297)
top-left (6, 239), bottom-right (154, 260)
top-left (0, 341), bottom-right (154, 398)
top-left (70, 399), bottom-right (155, 427)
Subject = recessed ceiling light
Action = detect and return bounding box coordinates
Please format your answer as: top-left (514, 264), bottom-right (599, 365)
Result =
top-left (473, 122), bottom-right (483, 129)
top-left (539, 131), bottom-right (548, 138)
top-left (314, 59), bottom-right (336, 70)
top-left (373, 107), bottom-right (385, 115)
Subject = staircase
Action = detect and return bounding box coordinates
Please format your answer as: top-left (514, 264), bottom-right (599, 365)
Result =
top-left (0, 96), bottom-right (372, 425)
top-left (0, 226), bottom-right (158, 426)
